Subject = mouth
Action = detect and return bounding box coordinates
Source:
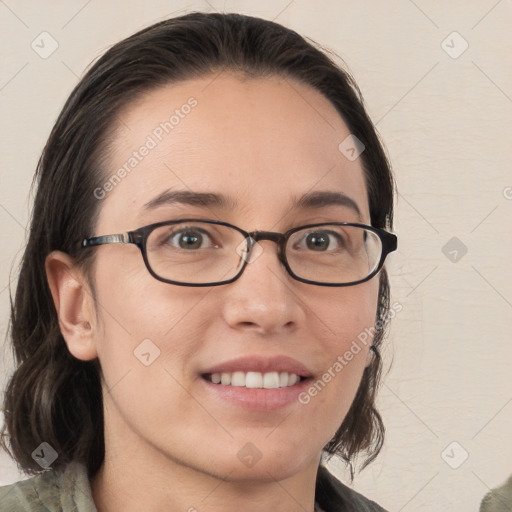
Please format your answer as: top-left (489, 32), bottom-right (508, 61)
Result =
top-left (202, 371), bottom-right (307, 389)
top-left (198, 355), bottom-right (314, 410)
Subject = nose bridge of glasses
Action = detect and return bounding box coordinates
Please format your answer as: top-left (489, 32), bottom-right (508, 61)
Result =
top-left (247, 230), bottom-right (286, 251)
top-left (243, 230), bottom-right (287, 261)
top-left (248, 230), bottom-right (283, 244)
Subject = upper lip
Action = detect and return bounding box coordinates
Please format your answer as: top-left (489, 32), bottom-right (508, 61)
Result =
top-left (201, 355), bottom-right (314, 377)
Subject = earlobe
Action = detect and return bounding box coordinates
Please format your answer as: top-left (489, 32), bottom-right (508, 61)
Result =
top-left (365, 345), bottom-right (376, 368)
top-left (45, 251), bottom-right (98, 361)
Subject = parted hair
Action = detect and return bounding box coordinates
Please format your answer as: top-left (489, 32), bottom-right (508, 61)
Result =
top-left (0, 11), bottom-right (395, 480)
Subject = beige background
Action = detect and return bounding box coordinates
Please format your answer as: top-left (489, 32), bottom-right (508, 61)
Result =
top-left (1, 1), bottom-right (511, 511)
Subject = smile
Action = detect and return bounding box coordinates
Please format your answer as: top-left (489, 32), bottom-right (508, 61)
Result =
top-left (203, 371), bottom-right (303, 388)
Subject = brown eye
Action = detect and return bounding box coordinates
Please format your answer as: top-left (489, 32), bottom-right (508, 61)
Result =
top-left (153, 226), bottom-right (219, 251)
top-left (294, 230), bottom-right (346, 252)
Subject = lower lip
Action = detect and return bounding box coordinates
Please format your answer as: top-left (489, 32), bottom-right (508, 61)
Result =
top-left (200, 376), bottom-right (313, 412)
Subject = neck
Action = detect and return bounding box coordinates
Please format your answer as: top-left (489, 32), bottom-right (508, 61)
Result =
top-left (91, 398), bottom-right (321, 512)
top-left (91, 455), bottom-right (321, 512)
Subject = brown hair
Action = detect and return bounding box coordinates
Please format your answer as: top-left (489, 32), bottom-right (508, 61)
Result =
top-left (1, 11), bottom-right (395, 480)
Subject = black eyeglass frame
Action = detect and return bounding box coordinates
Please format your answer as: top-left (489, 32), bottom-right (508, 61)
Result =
top-left (81, 218), bottom-right (397, 287)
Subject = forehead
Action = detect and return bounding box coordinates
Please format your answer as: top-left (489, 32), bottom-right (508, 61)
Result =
top-left (98, 73), bottom-right (370, 231)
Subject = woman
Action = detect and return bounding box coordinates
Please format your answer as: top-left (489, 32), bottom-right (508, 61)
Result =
top-left (0, 12), bottom-right (396, 512)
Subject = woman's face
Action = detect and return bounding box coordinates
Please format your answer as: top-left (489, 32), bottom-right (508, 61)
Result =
top-left (86, 73), bottom-right (379, 480)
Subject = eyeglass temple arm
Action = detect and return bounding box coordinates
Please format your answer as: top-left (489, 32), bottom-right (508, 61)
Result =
top-left (383, 232), bottom-right (398, 253)
top-left (82, 233), bottom-right (131, 248)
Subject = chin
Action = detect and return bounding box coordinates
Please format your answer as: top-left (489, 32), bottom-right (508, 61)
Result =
top-left (221, 442), bottom-right (320, 482)
top-left (219, 459), bottom-right (306, 483)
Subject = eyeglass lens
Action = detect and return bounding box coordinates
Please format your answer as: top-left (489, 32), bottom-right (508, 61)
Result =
top-left (144, 221), bottom-right (382, 285)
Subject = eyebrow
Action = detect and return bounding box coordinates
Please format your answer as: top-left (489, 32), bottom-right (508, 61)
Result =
top-left (143, 189), bottom-right (362, 219)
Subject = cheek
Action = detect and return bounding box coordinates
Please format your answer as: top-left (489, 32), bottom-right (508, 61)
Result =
top-left (321, 276), bottom-right (380, 349)
top-left (90, 272), bottom-right (206, 436)
top-left (335, 278), bottom-right (380, 372)
top-left (90, 254), bottom-right (200, 380)
top-left (305, 278), bottom-right (380, 415)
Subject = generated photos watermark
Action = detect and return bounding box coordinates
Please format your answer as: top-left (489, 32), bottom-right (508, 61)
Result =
top-left (298, 300), bottom-right (402, 405)
top-left (93, 97), bottom-right (198, 200)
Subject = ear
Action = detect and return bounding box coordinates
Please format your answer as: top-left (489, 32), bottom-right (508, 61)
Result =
top-left (365, 346), bottom-right (375, 368)
top-left (45, 251), bottom-right (98, 361)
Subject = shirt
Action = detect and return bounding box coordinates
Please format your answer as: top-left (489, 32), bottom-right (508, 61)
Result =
top-left (0, 460), bottom-right (387, 511)
top-left (479, 474), bottom-right (512, 512)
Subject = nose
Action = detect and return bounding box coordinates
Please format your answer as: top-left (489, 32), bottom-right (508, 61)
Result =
top-left (221, 238), bottom-right (305, 336)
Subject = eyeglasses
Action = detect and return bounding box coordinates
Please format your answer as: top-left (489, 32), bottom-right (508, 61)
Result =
top-left (81, 219), bottom-right (397, 287)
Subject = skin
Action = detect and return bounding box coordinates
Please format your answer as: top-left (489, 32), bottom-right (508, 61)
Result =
top-left (46, 72), bottom-right (380, 512)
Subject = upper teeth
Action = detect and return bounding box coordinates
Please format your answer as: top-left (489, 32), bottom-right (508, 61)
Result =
top-left (208, 371), bottom-right (301, 389)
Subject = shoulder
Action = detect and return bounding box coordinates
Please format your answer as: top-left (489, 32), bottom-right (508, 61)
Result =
top-left (0, 470), bottom-right (58, 512)
top-left (0, 460), bottom-right (97, 512)
top-left (315, 464), bottom-right (388, 512)
top-left (480, 474), bottom-right (512, 512)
